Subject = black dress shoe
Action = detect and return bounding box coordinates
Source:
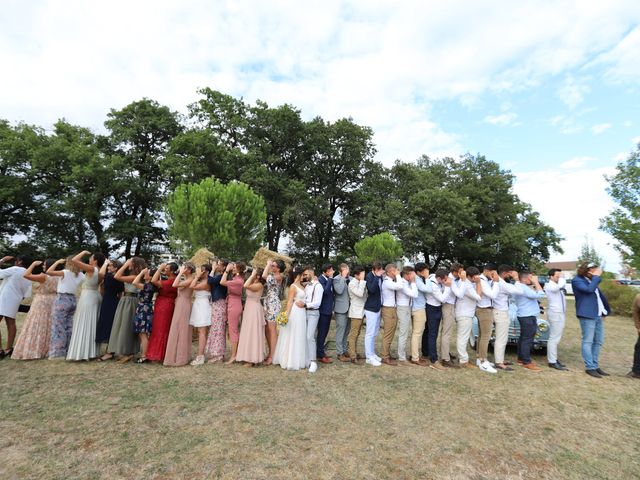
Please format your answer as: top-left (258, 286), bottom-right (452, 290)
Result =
top-left (556, 360), bottom-right (567, 368)
top-left (626, 371), bottom-right (640, 379)
top-left (586, 369), bottom-right (602, 378)
top-left (548, 362), bottom-right (568, 371)
top-left (596, 368), bottom-right (610, 376)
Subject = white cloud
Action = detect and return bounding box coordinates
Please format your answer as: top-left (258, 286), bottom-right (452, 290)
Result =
top-left (590, 25), bottom-right (640, 83)
top-left (483, 112), bottom-right (518, 126)
top-left (633, 136), bottom-right (640, 145)
top-left (591, 123), bottom-right (612, 134)
top-left (514, 164), bottom-right (620, 272)
top-left (623, 120), bottom-right (633, 127)
top-left (0, 1), bottom-right (639, 165)
top-left (557, 75), bottom-right (591, 109)
top-left (559, 156), bottom-right (593, 169)
top-left (549, 115), bottom-right (583, 134)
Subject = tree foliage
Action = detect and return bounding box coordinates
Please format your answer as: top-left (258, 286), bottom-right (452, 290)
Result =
top-left (601, 145), bottom-right (640, 271)
top-left (354, 232), bottom-right (404, 266)
top-left (577, 236), bottom-right (603, 267)
top-left (166, 177), bottom-right (266, 259)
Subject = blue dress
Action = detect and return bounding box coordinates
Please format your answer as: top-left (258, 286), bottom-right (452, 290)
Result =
top-left (95, 273), bottom-right (124, 343)
top-left (133, 282), bottom-right (155, 334)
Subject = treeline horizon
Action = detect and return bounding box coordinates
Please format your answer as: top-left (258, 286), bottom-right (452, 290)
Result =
top-left (1, 88), bottom-right (562, 268)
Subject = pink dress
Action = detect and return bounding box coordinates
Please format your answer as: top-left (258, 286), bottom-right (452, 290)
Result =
top-left (235, 285), bottom-right (266, 363)
top-left (163, 287), bottom-right (193, 366)
top-left (13, 276), bottom-right (58, 360)
top-left (226, 275), bottom-right (244, 344)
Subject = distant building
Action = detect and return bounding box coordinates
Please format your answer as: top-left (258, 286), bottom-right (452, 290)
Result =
top-left (544, 261), bottom-right (578, 279)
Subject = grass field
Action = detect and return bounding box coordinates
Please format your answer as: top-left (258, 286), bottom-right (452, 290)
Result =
top-left (1, 299), bottom-right (639, 479)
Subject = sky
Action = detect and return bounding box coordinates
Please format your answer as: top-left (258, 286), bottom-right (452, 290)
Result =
top-left (2, 0), bottom-right (639, 272)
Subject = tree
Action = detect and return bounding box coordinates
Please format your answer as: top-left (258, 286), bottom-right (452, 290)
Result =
top-left (601, 145), bottom-right (640, 271)
top-left (166, 177), bottom-right (266, 259)
top-left (105, 99), bottom-right (183, 258)
top-left (354, 232), bottom-right (403, 266)
top-left (288, 117), bottom-right (376, 266)
top-left (577, 236), bottom-right (603, 267)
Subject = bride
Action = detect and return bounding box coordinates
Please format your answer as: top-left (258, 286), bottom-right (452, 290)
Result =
top-left (273, 266), bottom-right (309, 371)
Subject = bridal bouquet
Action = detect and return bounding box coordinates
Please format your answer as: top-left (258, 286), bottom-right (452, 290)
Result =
top-left (276, 311), bottom-right (288, 327)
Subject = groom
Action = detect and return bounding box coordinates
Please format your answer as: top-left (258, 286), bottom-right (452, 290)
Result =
top-left (316, 263), bottom-right (335, 364)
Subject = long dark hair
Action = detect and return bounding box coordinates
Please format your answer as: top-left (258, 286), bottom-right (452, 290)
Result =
top-left (288, 266), bottom-right (305, 285)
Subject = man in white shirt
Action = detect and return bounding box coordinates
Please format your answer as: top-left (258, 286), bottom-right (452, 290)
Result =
top-left (303, 267), bottom-right (324, 373)
top-left (544, 268), bottom-right (568, 371)
top-left (493, 265), bottom-right (521, 371)
top-left (395, 266), bottom-right (418, 365)
top-left (439, 263), bottom-right (463, 367)
top-left (381, 264), bottom-right (404, 366)
top-left (475, 264), bottom-right (499, 373)
top-left (451, 266), bottom-right (483, 368)
top-left (423, 268), bottom-right (451, 371)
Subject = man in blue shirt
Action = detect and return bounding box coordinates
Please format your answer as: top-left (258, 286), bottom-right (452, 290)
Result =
top-left (513, 271), bottom-right (545, 371)
top-left (572, 262), bottom-right (611, 378)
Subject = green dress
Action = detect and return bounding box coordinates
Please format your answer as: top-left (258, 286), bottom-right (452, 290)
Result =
top-left (107, 283), bottom-right (139, 355)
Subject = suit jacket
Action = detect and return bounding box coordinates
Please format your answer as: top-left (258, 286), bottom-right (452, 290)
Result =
top-left (572, 275), bottom-right (610, 319)
top-left (318, 274), bottom-right (334, 316)
top-left (333, 275), bottom-right (351, 314)
top-left (364, 271), bottom-right (383, 313)
top-left (348, 279), bottom-right (367, 319)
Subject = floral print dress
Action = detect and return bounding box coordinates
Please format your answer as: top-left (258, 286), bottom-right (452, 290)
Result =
top-left (264, 274), bottom-right (283, 323)
top-left (133, 282), bottom-right (155, 334)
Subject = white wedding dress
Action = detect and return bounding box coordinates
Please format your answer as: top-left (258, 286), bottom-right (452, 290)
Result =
top-left (273, 285), bottom-right (309, 371)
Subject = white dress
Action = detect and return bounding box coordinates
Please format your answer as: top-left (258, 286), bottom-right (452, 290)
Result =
top-left (0, 266), bottom-right (32, 318)
top-left (273, 285), bottom-right (309, 371)
top-left (66, 268), bottom-right (102, 361)
top-left (189, 290), bottom-right (212, 327)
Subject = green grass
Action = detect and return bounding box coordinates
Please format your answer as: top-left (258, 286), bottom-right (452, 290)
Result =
top-left (1, 300), bottom-right (639, 479)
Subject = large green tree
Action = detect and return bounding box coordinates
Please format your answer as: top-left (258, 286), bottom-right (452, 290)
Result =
top-left (354, 232), bottom-right (403, 266)
top-left (166, 177), bottom-right (266, 259)
top-left (601, 144), bottom-right (640, 270)
top-left (105, 98), bottom-right (182, 257)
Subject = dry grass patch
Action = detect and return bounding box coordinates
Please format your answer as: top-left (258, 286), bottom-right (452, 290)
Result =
top-left (1, 300), bottom-right (639, 479)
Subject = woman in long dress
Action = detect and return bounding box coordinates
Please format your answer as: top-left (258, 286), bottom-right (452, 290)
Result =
top-left (146, 263), bottom-right (178, 363)
top-left (132, 267), bottom-right (156, 363)
top-left (0, 255), bottom-right (33, 358)
top-left (262, 259), bottom-right (285, 366)
top-left (273, 266), bottom-right (309, 371)
top-left (12, 259), bottom-right (59, 360)
top-left (235, 268), bottom-right (266, 366)
top-left (220, 261), bottom-right (246, 364)
top-left (46, 257), bottom-right (85, 359)
top-left (189, 265), bottom-right (212, 366)
top-left (95, 260), bottom-right (124, 350)
top-left (105, 257), bottom-right (147, 362)
top-left (204, 259), bottom-right (228, 363)
top-left (66, 251), bottom-right (106, 361)
top-left (163, 263), bottom-right (195, 367)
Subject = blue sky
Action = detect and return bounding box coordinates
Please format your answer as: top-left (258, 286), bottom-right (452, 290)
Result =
top-left (1, 0), bottom-right (639, 271)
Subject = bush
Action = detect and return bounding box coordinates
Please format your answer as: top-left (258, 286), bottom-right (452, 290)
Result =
top-left (598, 280), bottom-right (639, 317)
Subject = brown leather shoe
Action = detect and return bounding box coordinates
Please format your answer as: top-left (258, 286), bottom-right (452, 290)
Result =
top-left (356, 353), bottom-right (365, 360)
top-left (410, 359), bottom-right (428, 366)
top-left (523, 363), bottom-right (542, 372)
top-left (461, 362), bottom-right (476, 369)
top-left (350, 358), bottom-right (365, 365)
top-left (338, 354), bottom-right (350, 362)
top-left (382, 358), bottom-right (398, 366)
top-left (429, 361), bottom-right (446, 371)
top-left (319, 357), bottom-right (333, 364)
top-left (441, 359), bottom-right (455, 368)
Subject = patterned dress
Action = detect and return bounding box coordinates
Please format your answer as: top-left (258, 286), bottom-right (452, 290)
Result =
top-left (12, 276), bottom-right (58, 360)
top-left (264, 274), bottom-right (283, 323)
top-left (133, 282), bottom-right (155, 334)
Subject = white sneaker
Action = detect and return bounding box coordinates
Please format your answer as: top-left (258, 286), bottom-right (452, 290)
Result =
top-left (374, 354), bottom-right (382, 362)
top-left (308, 361), bottom-right (318, 373)
top-left (366, 358), bottom-right (382, 367)
top-left (476, 359), bottom-right (482, 367)
top-left (190, 355), bottom-right (205, 366)
top-left (479, 360), bottom-right (497, 374)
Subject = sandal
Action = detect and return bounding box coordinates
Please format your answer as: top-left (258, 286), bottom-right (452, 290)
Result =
top-left (135, 357), bottom-right (148, 364)
top-left (264, 357), bottom-right (273, 366)
top-left (97, 353), bottom-right (115, 362)
top-left (3, 348), bottom-right (13, 358)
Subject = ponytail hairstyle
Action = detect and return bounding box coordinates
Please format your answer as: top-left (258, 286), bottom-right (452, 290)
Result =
top-left (166, 262), bottom-right (179, 275)
top-left (91, 252), bottom-right (106, 268)
top-left (129, 257), bottom-right (147, 275)
top-left (66, 256), bottom-right (81, 276)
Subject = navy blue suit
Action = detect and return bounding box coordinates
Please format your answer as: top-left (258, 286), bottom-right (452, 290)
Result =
top-left (364, 272), bottom-right (382, 312)
top-left (316, 274), bottom-right (334, 358)
top-left (572, 275), bottom-right (610, 319)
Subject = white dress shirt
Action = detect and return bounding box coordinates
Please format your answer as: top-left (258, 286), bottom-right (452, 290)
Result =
top-left (451, 278), bottom-right (481, 317)
top-left (396, 278), bottom-right (418, 306)
top-left (492, 278), bottom-right (521, 311)
top-left (477, 274), bottom-right (499, 308)
top-left (381, 274), bottom-right (403, 307)
top-left (544, 278), bottom-right (566, 313)
top-left (304, 280), bottom-right (324, 310)
top-left (442, 273), bottom-right (457, 305)
top-left (425, 274), bottom-right (450, 307)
